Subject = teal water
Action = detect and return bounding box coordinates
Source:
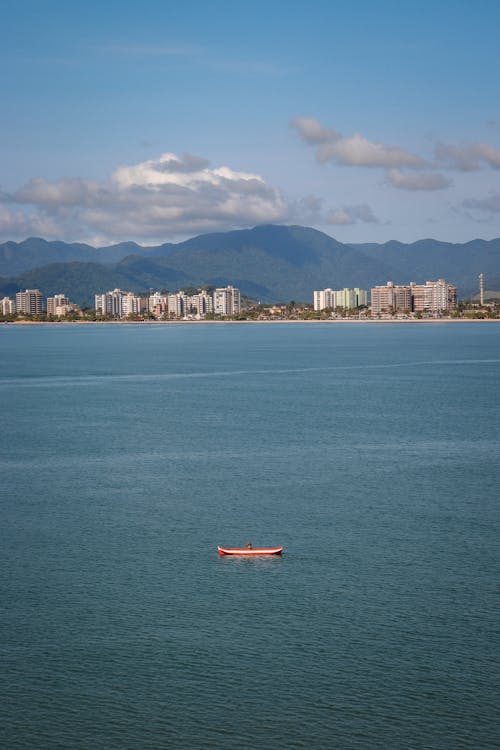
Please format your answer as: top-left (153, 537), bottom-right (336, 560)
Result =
top-left (1, 322), bottom-right (499, 749)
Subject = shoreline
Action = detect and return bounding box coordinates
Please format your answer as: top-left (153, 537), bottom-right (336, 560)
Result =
top-left (4, 317), bottom-right (500, 326)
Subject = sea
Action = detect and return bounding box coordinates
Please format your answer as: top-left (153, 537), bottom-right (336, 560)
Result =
top-left (1, 321), bottom-right (499, 750)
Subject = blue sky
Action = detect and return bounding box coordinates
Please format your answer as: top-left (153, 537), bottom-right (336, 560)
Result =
top-left (1, 0), bottom-right (500, 245)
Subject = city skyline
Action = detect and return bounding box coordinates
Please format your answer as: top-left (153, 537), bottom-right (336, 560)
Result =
top-left (5, 277), bottom-right (488, 320)
top-left (1, 1), bottom-right (500, 246)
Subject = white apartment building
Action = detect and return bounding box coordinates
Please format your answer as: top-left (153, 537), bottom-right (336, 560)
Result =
top-left (168, 293), bottom-right (185, 317)
top-left (149, 292), bottom-right (168, 312)
top-left (213, 286), bottom-right (241, 316)
top-left (121, 292), bottom-right (141, 317)
top-left (313, 287), bottom-right (368, 311)
top-left (150, 290), bottom-right (216, 318)
top-left (16, 289), bottom-right (43, 315)
top-left (95, 289), bottom-right (141, 318)
top-left (96, 285), bottom-right (241, 318)
top-left (410, 279), bottom-right (457, 313)
top-left (313, 288), bottom-right (337, 311)
top-left (1, 296), bottom-right (16, 315)
top-left (95, 289), bottom-right (122, 316)
top-left (184, 291), bottom-right (214, 317)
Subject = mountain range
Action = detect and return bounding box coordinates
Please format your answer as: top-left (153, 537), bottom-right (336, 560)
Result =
top-left (0, 225), bottom-right (498, 306)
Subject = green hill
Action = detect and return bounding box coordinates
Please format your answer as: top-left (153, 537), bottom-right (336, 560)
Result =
top-left (0, 237), bottom-right (172, 277)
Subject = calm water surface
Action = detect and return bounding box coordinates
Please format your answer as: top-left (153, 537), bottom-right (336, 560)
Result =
top-left (1, 322), bottom-right (499, 749)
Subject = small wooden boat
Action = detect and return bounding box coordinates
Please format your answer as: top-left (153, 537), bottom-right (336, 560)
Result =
top-left (217, 545), bottom-right (283, 556)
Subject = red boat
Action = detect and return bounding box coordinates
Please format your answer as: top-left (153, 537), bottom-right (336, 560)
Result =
top-left (217, 545), bottom-right (284, 556)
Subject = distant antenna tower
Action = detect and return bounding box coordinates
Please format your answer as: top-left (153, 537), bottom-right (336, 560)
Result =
top-left (479, 273), bottom-right (484, 306)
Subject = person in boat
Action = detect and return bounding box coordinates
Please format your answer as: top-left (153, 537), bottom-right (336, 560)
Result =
top-left (246, 541), bottom-right (253, 549)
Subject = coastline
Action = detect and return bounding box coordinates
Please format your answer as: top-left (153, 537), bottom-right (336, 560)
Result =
top-left (4, 317), bottom-right (500, 326)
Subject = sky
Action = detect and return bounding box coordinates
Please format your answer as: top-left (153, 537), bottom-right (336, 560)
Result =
top-left (1, 0), bottom-right (500, 246)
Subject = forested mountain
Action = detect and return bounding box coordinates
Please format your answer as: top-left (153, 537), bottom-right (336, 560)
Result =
top-left (0, 225), bottom-right (498, 305)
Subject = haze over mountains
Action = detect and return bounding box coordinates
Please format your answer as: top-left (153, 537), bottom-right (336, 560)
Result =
top-left (0, 225), bottom-right (498, 306)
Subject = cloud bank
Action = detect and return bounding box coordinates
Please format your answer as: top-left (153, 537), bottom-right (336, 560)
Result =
top-left (0, 151), bottom-right (381, 242)
top-left (0, 153), bottom-right (289, 243)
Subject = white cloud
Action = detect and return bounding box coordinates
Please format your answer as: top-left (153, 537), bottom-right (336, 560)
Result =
top-left (290, 116), bottom-right (340, 145)
top-left (0, 154), bottom-right (382, 241)
top-left (0, 205), bottom-right (60, 238)
top-left (435, 142), bottom-right (500, 171)
top-left (386, 168), bottom-right (452, 191)
top-left (1, 153), bottom-right (289, 243)
top-left (113, 152), bottom-right (258, 188)
top-left (291, 116), bottom-right (423, 168)
top-left (291, 116), bottom-right (500, 210)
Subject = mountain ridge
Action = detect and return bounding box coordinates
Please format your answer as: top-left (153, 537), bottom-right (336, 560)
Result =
top-left (0, 225), bottom-right (498, 305)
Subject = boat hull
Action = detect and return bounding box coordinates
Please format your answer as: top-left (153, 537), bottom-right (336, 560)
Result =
top-left (217, 546), bottom-right (283, 556)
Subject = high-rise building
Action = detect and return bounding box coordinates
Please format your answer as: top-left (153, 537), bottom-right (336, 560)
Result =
top-left (47, 294), bottom-right (71, 317)
top-left (370, 282), bottom-right (411, 313)
top-left (95, 289), bottom-right (141, 318)
top-left (148, 292), bottom-right (168, 318)
top-left (313, 289), bottom-right (336, 311)
top-left (213, 286), bottom-right (241, 315)
top-left (184, 292), bottom-right (214, 317)
top-left (335, 288), bottom-right (356, 309)
top-left (15, 289), bottom-right (43, 315)
top-left (148, 292), bottom-right (167, 312)
top-left (148, 292), bottom-right (168, 315)
top-left (97, 285), bottom-right (240, 319)
top-left (121, 292), bottom-right (141, 317)
top-left (95, 289), bottom-right (122, 316)
top-left (354, 288), bottom-right (368, 307)
top-left (313, 287), bottom-right (368, 311)
top-left (409, 280), bottom-right (457, 313)
top-left (168, 293), bottom-right (184, 317)
top-left (371, 280), bottom-right (457, 314)
top-left (0, 296), bottom-right (16, 315)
